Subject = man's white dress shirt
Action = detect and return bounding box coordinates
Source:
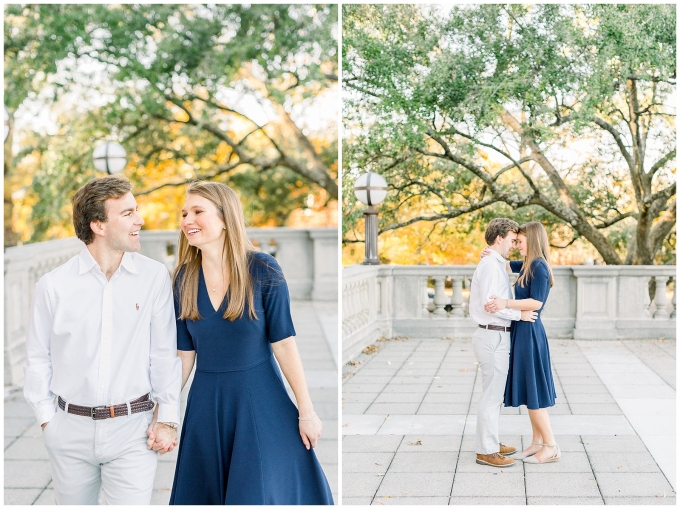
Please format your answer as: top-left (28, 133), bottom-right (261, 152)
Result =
top-left (24, 247), bottom-right (182, 425)
top-left (469, 249), bottom-right (521, 326)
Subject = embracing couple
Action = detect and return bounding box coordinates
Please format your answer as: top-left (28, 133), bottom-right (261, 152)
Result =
top-left (23, 174), bottom-right (333, 505)
top-left (470, 218), bottom-right (558, 468)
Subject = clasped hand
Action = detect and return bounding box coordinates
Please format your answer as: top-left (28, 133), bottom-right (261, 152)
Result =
top-left (299, 415), bottom-right (322, 450)
top-left (146, 420), bottom-right (178, 454)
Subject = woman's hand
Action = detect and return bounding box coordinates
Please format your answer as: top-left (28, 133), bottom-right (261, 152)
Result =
top-left (480, 246), bottom-right (492, 259)
top-left (299, 414), bottom-right (322, 450)
top-left (484, 295), bottom-right (508, 313)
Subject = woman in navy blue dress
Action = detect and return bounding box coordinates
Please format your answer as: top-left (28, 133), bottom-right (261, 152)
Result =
top-left (164, 181), bottom-right (333, 504)
top-left (483, 222), bottom-right (559, 464)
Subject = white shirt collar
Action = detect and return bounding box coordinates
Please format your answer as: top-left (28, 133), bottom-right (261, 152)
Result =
top-left (77, 247), bottom-right (138, 275)
top-left (488, 248), bottom-right (506, 264)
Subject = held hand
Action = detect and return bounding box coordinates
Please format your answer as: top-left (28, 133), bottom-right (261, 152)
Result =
top-left (147, 421), bottom-right (178, 454)
top-left (299, 414), bottom-right (322, 450)
top-left (480, 246), bottom-right (492, 259)
top-left (484, 295), bottom-right (508, 313)
top-left (41, 422), bottom-right (48, 431)
top-left (520, 310), bottom-right (537, 322)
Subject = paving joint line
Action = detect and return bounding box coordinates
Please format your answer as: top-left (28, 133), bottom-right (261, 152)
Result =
top-left (370, 435), bottom-right (405, 504)
top-left (551, 361), bottom-right (573, 415)
top-left (414, 339), bottom-right (453, 414)
top-left (373, 339), bottom-right (422, 433)
top-left (620, 340), bottom-right (675, 391)
top-left (580, 433), bottom-right (607, 504)
top-left (448, 352), bottom-right (479, 504)
top-left (579, 340), bottom-right (677, 492)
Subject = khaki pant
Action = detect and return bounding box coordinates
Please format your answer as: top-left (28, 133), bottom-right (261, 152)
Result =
top-left (472, 328), bottom-right (511, 454)
top-left (42, 405), bottom-right (158, 504)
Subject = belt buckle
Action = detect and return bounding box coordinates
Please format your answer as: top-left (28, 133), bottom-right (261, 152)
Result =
top-left (91, 406), bottom-right (108, 420)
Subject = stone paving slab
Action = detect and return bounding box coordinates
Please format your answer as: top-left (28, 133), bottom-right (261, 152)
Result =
top-left (343, 337), bottom-right (676, 505)
top-left (376, 472), bottom-right (454, 497)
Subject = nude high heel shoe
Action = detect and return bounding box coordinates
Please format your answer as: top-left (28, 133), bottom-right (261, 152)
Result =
top-left (522, 443), bottom-right (561, 463)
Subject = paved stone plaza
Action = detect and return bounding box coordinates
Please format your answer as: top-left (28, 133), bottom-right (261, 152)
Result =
top-left (342, 336), bottom-right (676, 505)
top-left (5, 300), bottom-right (338, 505)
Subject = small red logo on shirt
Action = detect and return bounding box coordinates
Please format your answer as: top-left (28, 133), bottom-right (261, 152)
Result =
top-left (136, 303), bottom-right (140, 310)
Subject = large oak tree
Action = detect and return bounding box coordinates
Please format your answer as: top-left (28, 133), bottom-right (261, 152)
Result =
top-left (343, 4), bottom-right (675, 264)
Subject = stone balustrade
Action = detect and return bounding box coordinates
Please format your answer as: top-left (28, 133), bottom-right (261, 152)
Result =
top-left (4, 228), bottom-right (337, 386)
top-left (342, 264), bottom-right (676, 363)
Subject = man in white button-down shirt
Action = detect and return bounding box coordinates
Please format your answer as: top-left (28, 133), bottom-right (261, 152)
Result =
top-left (469, 218), bottom-right (535, 468)
top-left (24, 175), bottom-right (182, 504)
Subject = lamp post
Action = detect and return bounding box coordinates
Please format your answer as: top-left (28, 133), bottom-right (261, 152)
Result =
top-left (353, 172), bottom-right (388, 265)
top-left (4, 105), bottom-right (11, 142)
top-left (93, 141), bottom-right (127, 174)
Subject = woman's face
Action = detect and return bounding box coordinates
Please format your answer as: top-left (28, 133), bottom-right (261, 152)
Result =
top-left (516, 233), bottom-right (528, 257)
top-left (181, 193), bottom-right (226, 250)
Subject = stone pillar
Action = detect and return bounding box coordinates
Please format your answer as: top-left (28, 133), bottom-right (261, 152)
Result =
top-left (310, 229), bottom-right (338, 301)
top-left (653, 276), bottom-right (670, 319)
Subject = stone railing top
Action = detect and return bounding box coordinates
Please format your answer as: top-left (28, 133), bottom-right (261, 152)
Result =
top-left (343, 263), bottom-right (676, 278)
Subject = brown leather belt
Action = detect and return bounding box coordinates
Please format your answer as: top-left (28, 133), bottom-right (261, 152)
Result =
top-left (57, 394), bottom-right (154, 420)
top-left (478, 324), bottom-right (511, 332)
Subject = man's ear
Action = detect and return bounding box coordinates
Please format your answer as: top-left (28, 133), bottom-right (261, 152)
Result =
top-left (90, 220), bottom-right (105, 238)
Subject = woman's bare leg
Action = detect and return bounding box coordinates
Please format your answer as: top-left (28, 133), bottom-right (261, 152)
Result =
top-left (527, 408), bottom-right (557, 461)
top-left (522, 409), bottom-right (543, 456)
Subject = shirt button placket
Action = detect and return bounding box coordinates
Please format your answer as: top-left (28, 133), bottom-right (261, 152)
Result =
top-left (95, 277), bottom-right (114, 460)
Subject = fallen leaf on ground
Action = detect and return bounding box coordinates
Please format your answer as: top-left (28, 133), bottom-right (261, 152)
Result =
top-left (408, 440), bottom-right (423, 446)
top-left (460, 369), bottom-right (469, 372)
top-left (363, 345), bottom-right (379, 355)
top-left (342, 423), bottom-right (349, 427)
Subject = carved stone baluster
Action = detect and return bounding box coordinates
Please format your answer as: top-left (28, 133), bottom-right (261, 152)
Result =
top-left (450, 276), bottom-right (464, 316)
top-left (433, 276), bottom-right (447, 316)
top-left (653, 276), bottom-right (670, 319)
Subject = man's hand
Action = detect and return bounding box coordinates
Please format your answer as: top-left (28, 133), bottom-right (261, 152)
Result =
top-left (41, 422), bottom-right (48, 430)
top-left (484, 295), bottom-right (508, 313)
top-left (146, 421), bottom-right (178, 454)
top-left (299, 414), bottom-right (322, 450)
top-left (520, 310), bottom-right (537, 322)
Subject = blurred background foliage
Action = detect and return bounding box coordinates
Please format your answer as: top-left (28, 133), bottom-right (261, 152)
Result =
top-left (4, 4), bottom-right (338, 246)
top-left (343, 4), bottom-right (675, 266)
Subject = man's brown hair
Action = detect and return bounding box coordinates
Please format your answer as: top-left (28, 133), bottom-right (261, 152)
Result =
top-left (72, 174), bottom-right (132, 245)
top-left (484, 218), bottom-right (519, 246)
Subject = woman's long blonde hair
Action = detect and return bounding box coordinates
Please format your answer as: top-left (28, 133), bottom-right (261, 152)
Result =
top-left (172, 181), bottom-right (257, 321)
top-left (517, 222), bottom-right (555, 288)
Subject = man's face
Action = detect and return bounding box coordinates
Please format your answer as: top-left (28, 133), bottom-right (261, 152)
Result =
top-left (95, 192), bottom-right (144, 252)
top-left (496, 231), bottom-right (517, 259)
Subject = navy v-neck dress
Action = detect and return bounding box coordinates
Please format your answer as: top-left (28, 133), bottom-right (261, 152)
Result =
top-left (169, 252), bottom-right (333, 505)
top-left (504, 259), bottom-right (557, 410)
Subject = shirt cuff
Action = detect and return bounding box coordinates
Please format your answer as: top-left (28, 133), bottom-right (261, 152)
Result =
top-left (34, 401), bottom-right (56, 425)
top-left (157, 403), bottom-right (180, 425)
top-left (510, 308), bottom-right (521, 321)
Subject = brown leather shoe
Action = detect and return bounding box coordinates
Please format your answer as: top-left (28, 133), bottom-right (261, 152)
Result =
top-left (476, 452), bottom-right (516, 467)
top-left (499, 443), bottom-right (517, 456)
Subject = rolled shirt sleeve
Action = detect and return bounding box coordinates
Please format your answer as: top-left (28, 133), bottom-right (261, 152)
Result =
top-left (23, 276), bottom-right (57, 425)
top-left (149, 268), bottom-right (182, 424)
